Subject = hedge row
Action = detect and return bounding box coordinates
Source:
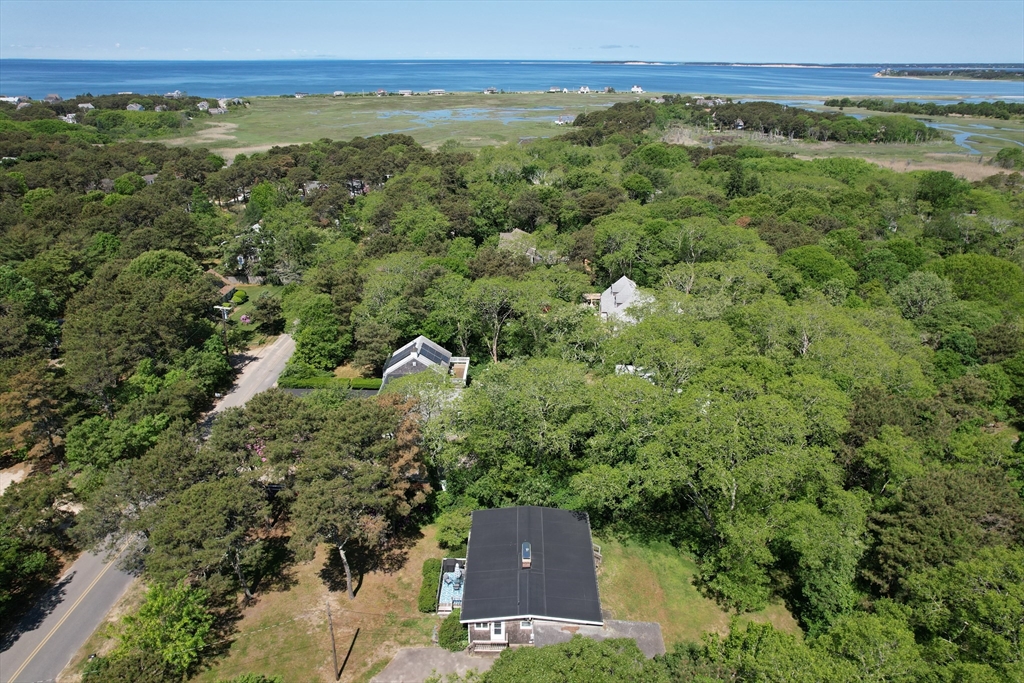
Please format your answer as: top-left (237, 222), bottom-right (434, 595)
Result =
top-left (276, 376), bottom-right (383, 390)
top-left (418, 558), bottom-right (442, 613)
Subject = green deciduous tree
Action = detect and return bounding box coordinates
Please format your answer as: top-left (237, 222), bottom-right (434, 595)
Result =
top-left (488, 636), bottom-right (666, 683)
top-left (113, 583), bottom-right (214, 676)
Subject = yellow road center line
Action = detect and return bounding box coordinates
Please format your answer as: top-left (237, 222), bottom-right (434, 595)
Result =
top-left (5, 542), bottom-right (131, 683)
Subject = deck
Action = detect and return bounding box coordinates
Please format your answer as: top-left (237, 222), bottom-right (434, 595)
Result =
top-left (437, 558), bottom-right (466, 614)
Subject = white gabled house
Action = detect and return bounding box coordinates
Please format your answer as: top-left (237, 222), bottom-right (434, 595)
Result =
top-left (599, 276), bottom-right (652, 324)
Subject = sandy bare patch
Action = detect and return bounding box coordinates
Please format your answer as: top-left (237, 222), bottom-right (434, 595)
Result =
top-left (212, 145), bottom-right (277, 162)
top-left (0, 461), bottom-right (33, 495)
top-left (163, 121), bottom-right (240, 147)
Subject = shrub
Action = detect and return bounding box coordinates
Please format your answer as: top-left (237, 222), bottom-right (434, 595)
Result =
top-left (231, 290), bottom-right (249, 305)
top-left (436, 507), bottom-right (472, 553)
top-left (418, 558), bottom-right (441, 613)
top-left (438, 608), bottom-right (467, 651)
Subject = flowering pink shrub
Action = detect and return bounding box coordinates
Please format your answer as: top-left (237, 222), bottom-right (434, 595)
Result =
top-left (240, 314), bottom-right (252, 324)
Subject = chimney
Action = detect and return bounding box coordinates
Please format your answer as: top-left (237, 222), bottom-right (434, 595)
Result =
top-left (521, 541), bottom-right (532, 569)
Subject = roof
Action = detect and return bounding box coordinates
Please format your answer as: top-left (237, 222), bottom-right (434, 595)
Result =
top-left (600, 276), bottom-right (646, 322)
top-left (380, 335), bottom-right (452, 387)
top-left (459, 506), bottom-right (603, 626)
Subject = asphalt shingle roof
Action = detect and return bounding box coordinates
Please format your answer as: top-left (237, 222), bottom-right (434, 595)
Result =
top-left (459, 506), bottom-right (603, 625)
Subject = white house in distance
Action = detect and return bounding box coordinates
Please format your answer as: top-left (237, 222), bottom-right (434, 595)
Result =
top-left (631, 85), bottom-right (644, 94)
top-left (599, 276), bottom-right (650, 324)
top-left (379, 336), bottom-right (470, 390)
top-left (579, 85), bottom-right (591, 94)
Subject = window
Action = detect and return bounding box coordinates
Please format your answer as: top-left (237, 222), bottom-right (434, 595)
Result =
top-left (491, 621), bottom-right (503, 638)
top-left (474, 623), bottom-right (487, 630)
top-left (521, 620), bottom-right (532, 629)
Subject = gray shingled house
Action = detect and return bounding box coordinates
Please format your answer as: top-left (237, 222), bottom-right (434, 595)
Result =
top-left (458, 506), bottom-right (603, 651)
top-left (451, 506), bottom-right (667, 657)
top-left (379, 336), bottom-right (469, 390)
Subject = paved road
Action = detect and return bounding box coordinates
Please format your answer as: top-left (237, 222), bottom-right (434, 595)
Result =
top-left (0, 335), bottom-right (295, 683)
top-left (1, 544), bottom-right (134, 683)
top-left (210, 333), bottom-right (295, 414)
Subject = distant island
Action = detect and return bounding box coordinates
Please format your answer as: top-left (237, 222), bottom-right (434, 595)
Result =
top-left (876, 67), bottom-right (1024, 81)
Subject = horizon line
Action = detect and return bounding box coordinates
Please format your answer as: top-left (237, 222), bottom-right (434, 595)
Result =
top-left (1, 58), bottom-right (1021, 67)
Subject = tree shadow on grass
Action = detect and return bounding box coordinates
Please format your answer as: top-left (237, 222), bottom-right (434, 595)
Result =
top-left (250, 536), bottom-right (298, 595)
top-left (318, 525), bottom-right (426, 598)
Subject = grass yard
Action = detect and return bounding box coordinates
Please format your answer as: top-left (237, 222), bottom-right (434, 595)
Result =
top-left (595, 537), bottom-right (800, 647)
top-left (164, 91), bottom-right (650, 158)
top-left (193, 526), bottom-right (444, 683)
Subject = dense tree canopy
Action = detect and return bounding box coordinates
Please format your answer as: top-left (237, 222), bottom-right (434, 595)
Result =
top-left (1, 101), bottom-right (1022, 680)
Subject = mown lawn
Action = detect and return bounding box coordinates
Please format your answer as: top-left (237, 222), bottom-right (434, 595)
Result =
top-left (595, 537), bottom-right (800, 647)
top-left (192, 526), bottom-right (443, 683)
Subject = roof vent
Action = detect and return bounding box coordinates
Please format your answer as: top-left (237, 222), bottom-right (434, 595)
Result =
top-left (521, 541), bottom-right (532, 569)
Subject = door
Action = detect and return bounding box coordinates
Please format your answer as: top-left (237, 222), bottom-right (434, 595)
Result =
top-left (491, 621), bottom-right (505, 642)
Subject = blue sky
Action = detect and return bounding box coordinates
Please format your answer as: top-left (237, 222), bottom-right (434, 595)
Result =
top-left (1, 0), bottom-right (1022, 63)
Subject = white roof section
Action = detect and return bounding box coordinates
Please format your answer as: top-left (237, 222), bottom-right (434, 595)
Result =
top-left (599, 276), bottom-right (648, 324)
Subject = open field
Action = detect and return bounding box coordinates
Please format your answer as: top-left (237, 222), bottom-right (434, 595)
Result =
top-left (664, 114), bottom-right (1023, 180)
top-left (164, 92), bottom-right (1024, 177)
top-left (596, 537), bottom-right (800, 646)
top-left (165, 92), bottom-right (648, 158)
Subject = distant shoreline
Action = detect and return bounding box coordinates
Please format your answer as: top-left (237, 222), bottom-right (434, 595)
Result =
top-left (876, 73), bottom-right (1024, 84)
top-left (4, 60), bottom-right (1023, 101)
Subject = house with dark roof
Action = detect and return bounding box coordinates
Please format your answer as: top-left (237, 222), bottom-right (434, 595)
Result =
top-left (451, 506), bottom-right (667, 657)
top-left (379, 336), bottom-right (469, 390)
top-left (458, 506), bottom-right (603, 651)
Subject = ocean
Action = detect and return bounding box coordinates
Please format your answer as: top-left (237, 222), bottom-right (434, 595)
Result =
top-left (2, 60), bottom-right (1023, 101)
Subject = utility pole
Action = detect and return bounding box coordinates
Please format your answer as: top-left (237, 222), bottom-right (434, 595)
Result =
top-left (326, 599), bottom-right (340, 681)
top-left (214, 305), bottom-right (231, 357)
